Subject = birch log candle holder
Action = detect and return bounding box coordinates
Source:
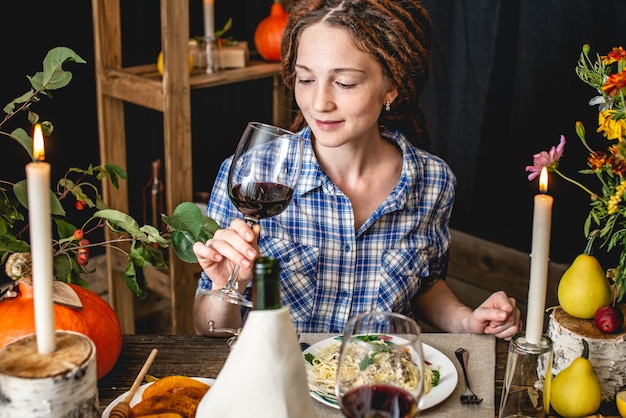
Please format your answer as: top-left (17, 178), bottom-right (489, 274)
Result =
top-left (0, 330), bottom-right (99, 417)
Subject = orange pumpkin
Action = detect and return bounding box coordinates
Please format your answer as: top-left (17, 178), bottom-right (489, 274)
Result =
top-left (254, 3), bottom-right (288, 61)
top-left (0, 281), bottom-right (122, 379)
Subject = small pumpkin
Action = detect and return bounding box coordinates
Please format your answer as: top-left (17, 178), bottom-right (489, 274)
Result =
top-left (0, 280), bottom-right (122, 379)
top-left (254, 2), bottom-right (288, 62)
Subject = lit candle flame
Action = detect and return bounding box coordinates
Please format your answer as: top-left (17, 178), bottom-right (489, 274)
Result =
top-left (539, 166), bottom-right (548, 193)
top-left (33, 123), bottom-right (45, 162)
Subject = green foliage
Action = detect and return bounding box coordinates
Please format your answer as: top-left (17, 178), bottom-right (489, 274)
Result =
top-left (0, 47), bottom-right (220, 299)
top-left (162, 202), bottom-right (220, 263)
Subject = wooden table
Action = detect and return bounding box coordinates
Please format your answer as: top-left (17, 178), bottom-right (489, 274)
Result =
top-left (98, 334), bottom-right (620, 417)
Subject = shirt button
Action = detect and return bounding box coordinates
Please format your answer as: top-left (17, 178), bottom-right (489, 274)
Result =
top-left (344, 244), bottom-right (350, 252)
top-left (339, 291), bottom-right (349, 298)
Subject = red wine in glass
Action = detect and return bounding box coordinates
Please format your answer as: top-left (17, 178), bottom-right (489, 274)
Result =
top-left (203, 121), bottom-right (304, 308)
top-left (229, 181), bottom-right (295, 220)
top-left (339, 384), bottom-right (418, 418)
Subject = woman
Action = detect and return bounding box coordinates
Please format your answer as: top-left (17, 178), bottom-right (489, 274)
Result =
top-left (192, 0), bottom-right (521, 339)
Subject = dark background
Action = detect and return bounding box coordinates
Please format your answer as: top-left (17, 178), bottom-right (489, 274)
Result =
top-left (1, 1), bottom-right (625, 273)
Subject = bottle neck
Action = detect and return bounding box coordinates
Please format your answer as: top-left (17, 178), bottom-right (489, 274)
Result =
top-left (252, 256), bottom-right (281, 310)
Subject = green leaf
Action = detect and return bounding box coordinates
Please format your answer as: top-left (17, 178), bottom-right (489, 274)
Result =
top-left (3, 90), bottom-right (35, 115)
top-left (162, 202), bottom-right (204, 237)
top-left (68, 165), bottom-right (94, 176)
top-left (52, 254), bottom-right (72, 283)
top-left (0, 192), bottom-right (24, 225)
top-left (54, 218), bottom-right (78, 240)
top-left (0, 235), bottom-right (30, 253)
top-left (162, 202), bottom-right (220, 263)
top-left (94, 209), bottom-right (142, 236)
top-left (201, 216), bottom-right (220, 240)
top-left (14, 180), bottom-right (65, 216)
top-left (28, 47), bottom-right (86, 92)
top-left (431, 369), bottom-right (441, 387)
top-left (8, 127), bottom-right (34, 160)
top-left (359, 353), bottom-right (375, 370)
top-left (133, 242), bottom-right (167, 269)
top-left (215, 17), bottom-right (233, 38)
top-left (102, 164), bottom-right (127, 188)
top-left (139, 224), bottom-right (169, 246)
top-left (170, 230), bottom-right (199, 263)
top-left (124, 252), bottom-right (147, 299)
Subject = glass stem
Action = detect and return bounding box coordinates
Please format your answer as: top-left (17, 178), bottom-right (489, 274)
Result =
top-left (222, 218), bottom-right (257, 292)
top-left (223, 264), bottom-right (241, 291)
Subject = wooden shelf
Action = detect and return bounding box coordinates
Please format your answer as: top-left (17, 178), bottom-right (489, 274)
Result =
top-left (99, 61), bottom-right (282, 112)
top-left (91, 0), bottom-right (289, 334)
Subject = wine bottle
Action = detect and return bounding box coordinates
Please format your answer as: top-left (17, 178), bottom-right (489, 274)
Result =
top-left (252, 256), bottom-right (281, 310)
top-left (142, 159), bottom-right (165, 231)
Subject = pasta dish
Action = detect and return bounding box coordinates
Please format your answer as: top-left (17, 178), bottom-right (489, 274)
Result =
top-left (305, 338), bottom-right (439, 399)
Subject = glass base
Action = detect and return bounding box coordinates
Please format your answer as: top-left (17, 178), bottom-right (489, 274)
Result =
top-left (207, 287), bottom-right (253, 308)
top-left (498, 332), bottom-right (553, 418)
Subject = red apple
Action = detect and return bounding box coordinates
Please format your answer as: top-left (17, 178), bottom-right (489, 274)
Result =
top-left (594, 305), bottom-right (624, 334)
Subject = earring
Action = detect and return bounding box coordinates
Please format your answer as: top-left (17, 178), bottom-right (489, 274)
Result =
top-left (385, 101), bottom-right (391, 112)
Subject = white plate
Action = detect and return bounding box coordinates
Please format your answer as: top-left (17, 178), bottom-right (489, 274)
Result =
top-left (302, 336), bottom-right (458, 411)
top-left (101, 377), bottom-right (215, 418)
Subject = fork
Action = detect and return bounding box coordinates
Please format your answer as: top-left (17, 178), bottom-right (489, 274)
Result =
top-left (455, 347), bottom-right (483, 404)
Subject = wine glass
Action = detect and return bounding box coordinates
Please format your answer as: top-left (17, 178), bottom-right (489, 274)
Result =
top-left (336, 312), bottom-right (426, 418)
top-left (205, 121), bottom-right (304, 307)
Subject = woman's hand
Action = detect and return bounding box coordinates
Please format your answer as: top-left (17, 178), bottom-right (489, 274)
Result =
top-left (467, 291), bottom-right (522, 340)
top-left (192, 219), bottom-right (261, 289)
top-left (414, 282), bottom-right (521, 340)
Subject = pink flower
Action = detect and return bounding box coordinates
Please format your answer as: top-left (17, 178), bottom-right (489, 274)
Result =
top-left (525, 135), bottom-right (566, 181)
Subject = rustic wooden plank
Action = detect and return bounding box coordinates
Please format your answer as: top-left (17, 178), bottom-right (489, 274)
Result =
top-left (100, 68), bottom-right (164, 111)
top-left (91, 0), bottom-right (136, 334)
top-left (160, 0), bottom-right (196, 335)
top-left (272, 74), bottom-right (293, 128)
top-left (189, 61), bottom-right (281, 89)
top-left (97, 62), bottom-right (283, 114)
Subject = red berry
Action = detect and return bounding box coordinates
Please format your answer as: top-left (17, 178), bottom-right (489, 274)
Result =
top-left (75, 200), bottom-right (86, 210)
top-left (73, 229), bottom-right (84, 240)
top-left (594, 305), bottom-right (624, 334)
top-left (77, 252), bottom-right (89, 266)
top-left (78, 239), bottom-right (90, 259)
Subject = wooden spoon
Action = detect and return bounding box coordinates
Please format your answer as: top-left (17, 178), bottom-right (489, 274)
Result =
top-left (109, 348), bottom-right (158, 418)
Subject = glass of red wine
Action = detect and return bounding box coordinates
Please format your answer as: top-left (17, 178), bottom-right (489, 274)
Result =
top-left (205, 121), bottom-right (304, 307)
top-left (336, 312), bottom-right (426, 418)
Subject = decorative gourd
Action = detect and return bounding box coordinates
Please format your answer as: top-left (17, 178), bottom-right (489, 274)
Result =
top-left (0, 280), bottom-right (122, 380)
top-left (254, 2), bottom-right (287, 62)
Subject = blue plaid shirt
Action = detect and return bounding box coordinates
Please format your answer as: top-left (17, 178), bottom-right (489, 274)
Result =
top-left (197, 127), bottom-right (456, 334)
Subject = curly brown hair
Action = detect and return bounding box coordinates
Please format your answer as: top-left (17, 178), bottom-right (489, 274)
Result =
top-left (281, 0), bottom-right (432, 150)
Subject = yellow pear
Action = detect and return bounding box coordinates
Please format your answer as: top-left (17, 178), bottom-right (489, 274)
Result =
top-left (558, 232), bottom-right (611, 319)
top-left (156, 51), bottom-right (194, 75)
top-left (550, 340), bottom-right (601, 417)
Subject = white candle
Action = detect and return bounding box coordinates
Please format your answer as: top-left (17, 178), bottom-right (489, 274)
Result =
top-left (25, 123), bottom-right (56, 354)
top-left (525, 167), bottom-right (553, 345)
top-left (203, 0), bottom-right (215, 40)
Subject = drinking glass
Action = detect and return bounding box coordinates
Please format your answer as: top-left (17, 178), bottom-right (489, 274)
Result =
top-left (498, 332), bottom-right (553, 418)
top-left (336, 312), bottom-right (426, 418)
top-left (204, 121), bottom-right (304, 307)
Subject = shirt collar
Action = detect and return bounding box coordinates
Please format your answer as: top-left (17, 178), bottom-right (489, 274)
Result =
top-left (294, 127), bottom-right (326, 198)
top-left (293, 126), bottom-right (421, 205)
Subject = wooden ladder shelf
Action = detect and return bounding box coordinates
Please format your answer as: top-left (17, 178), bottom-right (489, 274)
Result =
top-left (91, 0), bottom-right (290, 334)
